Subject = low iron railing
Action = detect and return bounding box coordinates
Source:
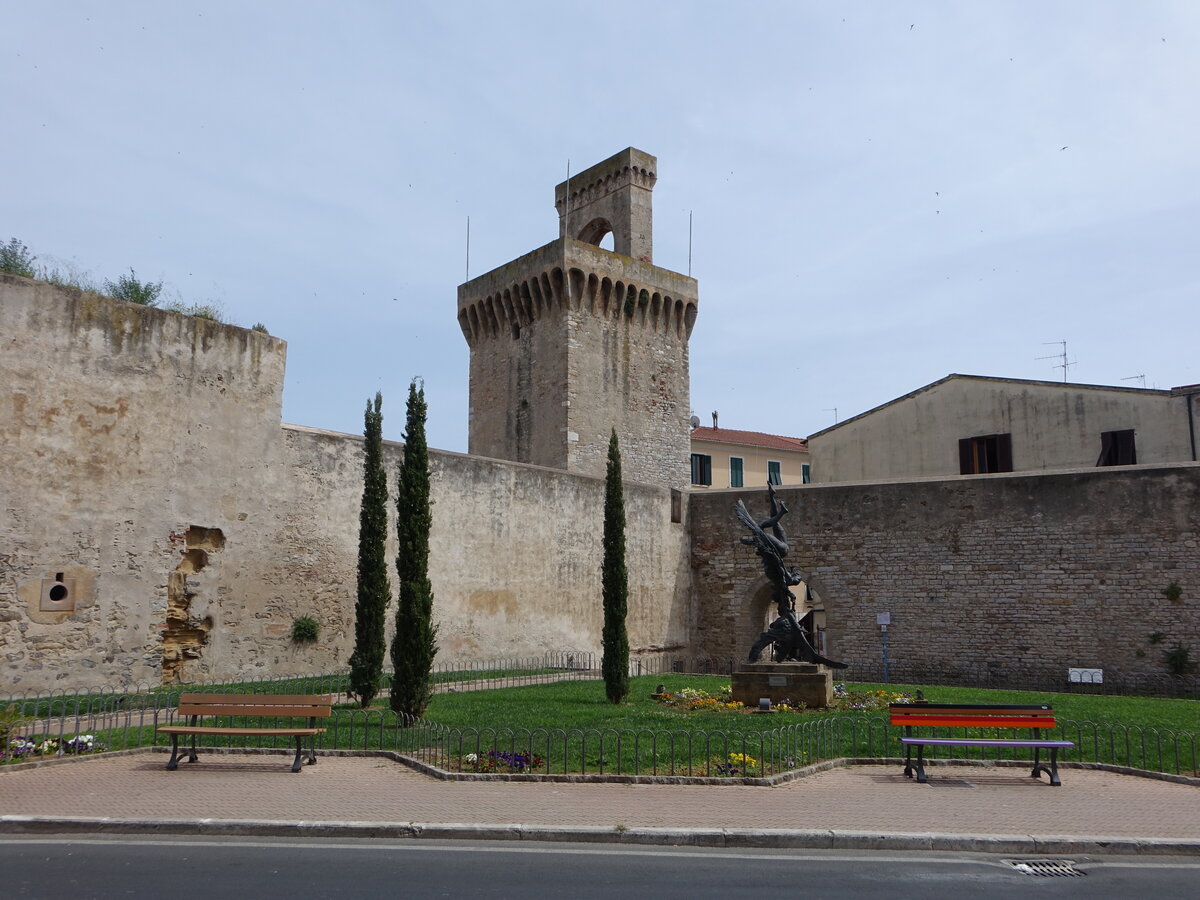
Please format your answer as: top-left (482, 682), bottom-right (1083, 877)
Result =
top-left (2, 658), bottom-right (1196, 778)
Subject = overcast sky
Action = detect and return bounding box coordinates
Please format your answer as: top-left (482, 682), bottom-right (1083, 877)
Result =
top-left (6, 2), bottom-right (1197, 450)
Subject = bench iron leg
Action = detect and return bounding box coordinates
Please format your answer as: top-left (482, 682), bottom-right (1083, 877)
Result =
top-left (1030, 746), bottom-right (1062, 785)
top-left (914, 744), bottom-right (928, 784)
top-left (291, 736), bottom-right (305, 773)
top-left (166, 735), bottom-right (181, 771)
top-left (903, 744), bottom-right (913, 779)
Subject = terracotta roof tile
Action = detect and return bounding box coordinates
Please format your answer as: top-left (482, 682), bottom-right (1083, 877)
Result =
top-left (690, 426), bottom-right (809, 453)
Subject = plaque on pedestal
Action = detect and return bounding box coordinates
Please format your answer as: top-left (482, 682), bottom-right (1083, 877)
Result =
top-left (732, 662), bottom-right (834, 709)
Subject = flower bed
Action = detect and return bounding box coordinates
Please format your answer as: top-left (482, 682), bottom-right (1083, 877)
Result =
top-left (651, 682), bottom-right (914, 714)
top-left (461, 748), bottom-right (545, 773)
top-left (4, 734), bottom-right (108, 765)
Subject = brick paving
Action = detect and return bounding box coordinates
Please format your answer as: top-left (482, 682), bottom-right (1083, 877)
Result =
top-left (1, 751), bottom-right (1197, 847)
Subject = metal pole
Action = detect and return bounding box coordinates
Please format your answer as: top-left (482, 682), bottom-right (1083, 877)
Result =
top-left (882, 624), bottom-right (889, 684)
top-left (688, 210), bottom-right (693, 276)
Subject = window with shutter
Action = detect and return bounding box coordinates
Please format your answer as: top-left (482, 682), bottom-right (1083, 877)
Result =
top-left (958, 434), bottom-right (1014, 474)
top-left (1097, 429), bottom-right (1136, 466)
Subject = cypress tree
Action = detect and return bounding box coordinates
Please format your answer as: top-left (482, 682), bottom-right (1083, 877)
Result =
top-left (348, 393), bottom-right (389, 707)
top-left (390, 379), bottom-right (438, 717)
top-left (601, 429), bottom-right (630, 704)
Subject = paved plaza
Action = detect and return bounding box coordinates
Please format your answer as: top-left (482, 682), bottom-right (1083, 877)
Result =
top-left (2, 751), bottom-right (1197, 854)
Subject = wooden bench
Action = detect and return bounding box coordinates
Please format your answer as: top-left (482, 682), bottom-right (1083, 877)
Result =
top-left (157, 693), bottom-right (333, 773)
top-left (889, 702), bottom-right (1075, 786)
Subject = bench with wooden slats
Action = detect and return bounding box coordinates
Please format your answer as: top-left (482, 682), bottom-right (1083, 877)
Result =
top-left (889, 702), bottom-right (1075, 785)
top-left (157, 693), bottom-right (333, 773)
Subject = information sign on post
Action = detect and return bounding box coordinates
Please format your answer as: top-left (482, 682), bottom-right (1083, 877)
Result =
top-left (876, 611), bottom-right (892, 682)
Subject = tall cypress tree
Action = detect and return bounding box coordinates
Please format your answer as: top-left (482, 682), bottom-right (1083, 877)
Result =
top-left (348, 393), bottom-right (389, 707)
top-left (601, 429), bottom-right (630, 704)
top-left (390, 379), bottom-right (438, 717)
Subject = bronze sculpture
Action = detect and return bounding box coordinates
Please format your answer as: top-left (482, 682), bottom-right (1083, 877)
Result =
top-left (735, 484), bottom-right (848, 668)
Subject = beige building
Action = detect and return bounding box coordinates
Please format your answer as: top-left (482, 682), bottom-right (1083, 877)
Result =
top-left (688, 415), bottom-right (810, 489)
top-left (808, 374), bottom-right (1200, 483)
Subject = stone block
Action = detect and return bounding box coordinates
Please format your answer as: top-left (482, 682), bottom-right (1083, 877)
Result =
top-left (732, 662), bottom-right (833, 709)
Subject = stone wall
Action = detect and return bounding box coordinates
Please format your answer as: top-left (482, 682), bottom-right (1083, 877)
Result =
top-left (689, 465), bottom-right (1200, 682)
top-left (1, 275), bottom-right (692, 691)
top-left (458, 239), bottom-right (697, 488)
top-left (1, 272), bottom-right (288, 688)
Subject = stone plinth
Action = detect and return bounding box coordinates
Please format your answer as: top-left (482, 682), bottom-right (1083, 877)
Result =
top-left (732, 663), bottom-right (834, 709)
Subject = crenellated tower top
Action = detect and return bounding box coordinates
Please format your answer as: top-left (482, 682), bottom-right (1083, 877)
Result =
top-left (555, 148), bottom-right (656, 263)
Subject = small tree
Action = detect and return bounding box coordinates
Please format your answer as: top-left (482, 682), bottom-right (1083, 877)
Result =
top-left (601, 429), bottom-right (630, 704)
top-left (103, 268), bottom-right (162, 306)
top-left (0, 238), bottom-right (37, 278)
top-left (390, 379), bottom-right (438, 717)
top-left (348, 393), bottom-right (390, 707)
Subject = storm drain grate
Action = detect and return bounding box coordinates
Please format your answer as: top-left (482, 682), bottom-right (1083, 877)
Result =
top-left (1005, 859), bottom-right (1085, 877)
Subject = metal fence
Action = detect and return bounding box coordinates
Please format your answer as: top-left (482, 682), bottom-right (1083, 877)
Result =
top-left (2, 658), bottom-right (1196, 779)
top-left (844, 660), bottom-right (1200, 699)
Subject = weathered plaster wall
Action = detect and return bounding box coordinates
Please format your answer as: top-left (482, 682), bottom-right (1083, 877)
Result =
top-left (1, 276), bottom-right (691, 691)
top-left (256, 427), bottom-right (693, 675)
top-left (689, 466), bottom-right (1200, 682)
top-left (1, 273), bottom-right (288, 688)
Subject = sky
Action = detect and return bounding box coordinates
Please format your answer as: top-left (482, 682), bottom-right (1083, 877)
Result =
top-left (5, 1), bottom-right (1198, 449)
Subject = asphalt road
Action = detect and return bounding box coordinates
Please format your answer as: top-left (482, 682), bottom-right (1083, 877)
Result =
top-left (4, 836), bottom-right (1200, 899)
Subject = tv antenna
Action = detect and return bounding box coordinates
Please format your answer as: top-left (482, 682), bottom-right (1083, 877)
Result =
top-left (824, 407), bottom-right (839, 424)
top-left (1037, 340), bottom-right (1075, 382)
top-left (1121, 374), bottom-right (1147, 388)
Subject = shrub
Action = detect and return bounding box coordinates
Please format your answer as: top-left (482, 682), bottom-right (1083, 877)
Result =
top-left (163, 299), bottom-right (224, 321)
top-left (1165, 645), bottom-right (1195, 676)
top-left (0, 238), bottom-right (37, 277)
top-left (291, 615), bottom-right (320, 644)
top-left (103, 268), bottom-right (162, 306)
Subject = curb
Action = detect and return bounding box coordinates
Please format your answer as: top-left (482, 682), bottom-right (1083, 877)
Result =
top-left (2, 816), bottom-right (1199, 856)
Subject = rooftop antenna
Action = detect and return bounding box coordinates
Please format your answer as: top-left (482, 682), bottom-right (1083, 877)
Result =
top-left (465, 215), bottom-right (470, 282)
top-left (1037, 340), bottom-right (1075, 382)
top-left (1121, 374), bottom-right (1147, 388)
top-left (824, 407), bottom-right (839, 424)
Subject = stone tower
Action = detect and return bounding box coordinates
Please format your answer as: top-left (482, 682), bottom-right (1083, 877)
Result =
top-left (457, 147), bottom-right (698, 486)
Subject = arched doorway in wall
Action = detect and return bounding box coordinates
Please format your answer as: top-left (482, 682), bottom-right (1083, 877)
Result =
top-left (742, 576), bottom-right (837, 662)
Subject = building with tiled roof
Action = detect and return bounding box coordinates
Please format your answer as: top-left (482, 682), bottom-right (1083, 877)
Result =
top-left (688, 413), bottom-right (810, 489)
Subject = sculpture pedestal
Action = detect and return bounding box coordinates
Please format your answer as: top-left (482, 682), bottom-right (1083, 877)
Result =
top-left (732, 662), bottom-right (834, 709)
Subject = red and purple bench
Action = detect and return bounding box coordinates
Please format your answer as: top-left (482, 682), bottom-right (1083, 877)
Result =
top-left (889, 702), bottom-right (1075, 786)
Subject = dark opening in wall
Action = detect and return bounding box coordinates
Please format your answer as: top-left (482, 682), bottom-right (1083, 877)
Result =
top-left (178, 548), bottom-right (209, 573)
top-left (185, 526), bottom-right (225, 551)
top-left (40, 573), bottom-right (76, 612)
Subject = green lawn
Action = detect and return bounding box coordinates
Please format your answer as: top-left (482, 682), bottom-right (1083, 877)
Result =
top-left (410, 675), bottom-right (1198, 735)
top-left (8, 674), bottom-right (1196, 776)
